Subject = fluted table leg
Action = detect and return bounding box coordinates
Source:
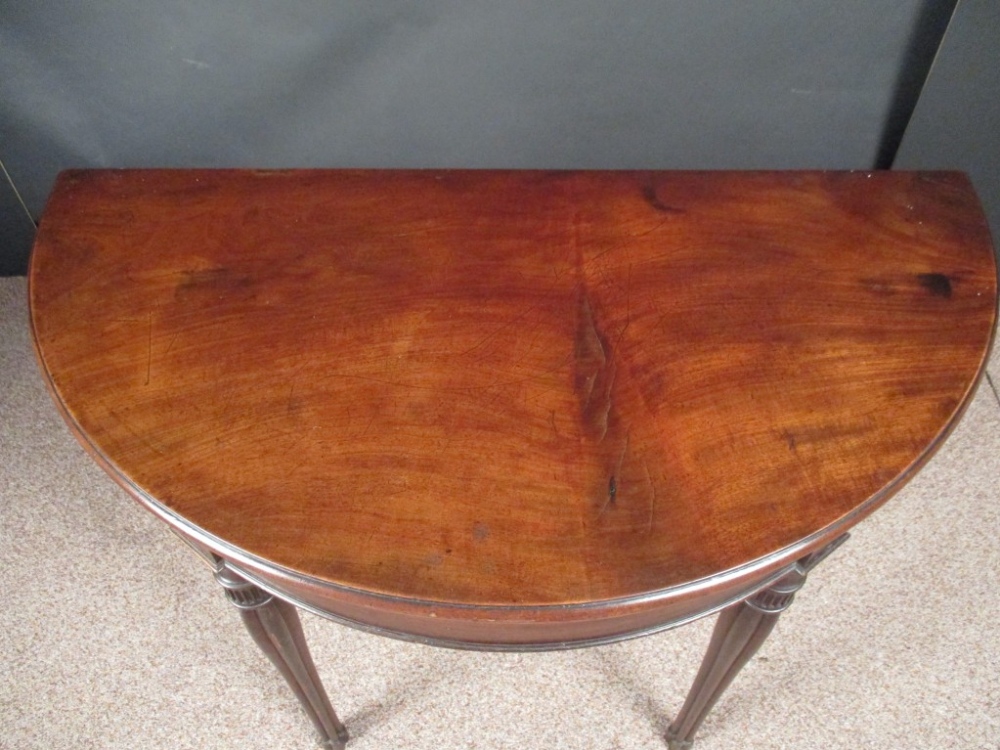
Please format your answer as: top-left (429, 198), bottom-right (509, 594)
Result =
top-left (214, 560), bottom-right (349, 750)
top-left (665, 535), bottom-right (848, 750)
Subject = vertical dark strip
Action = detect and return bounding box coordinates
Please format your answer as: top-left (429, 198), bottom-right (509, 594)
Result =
top-left (875, 0), bottom-right (959, 169)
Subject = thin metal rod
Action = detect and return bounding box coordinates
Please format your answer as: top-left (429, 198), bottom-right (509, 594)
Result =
top-left (0, 156), bottom-right (36, 227)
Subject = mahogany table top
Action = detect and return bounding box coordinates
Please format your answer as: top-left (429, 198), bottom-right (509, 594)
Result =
top-left (29, 170), bottom-right (997, 637)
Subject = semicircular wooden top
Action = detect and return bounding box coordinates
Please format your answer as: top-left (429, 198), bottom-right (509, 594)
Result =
top-left (30, 170), bottom-right (997, 611)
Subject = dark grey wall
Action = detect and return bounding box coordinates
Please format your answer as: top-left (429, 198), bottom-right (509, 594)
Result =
top-left (895, 0), bottom-right (1000, 246)
top-left (0, 1), bottom-right (956, 273)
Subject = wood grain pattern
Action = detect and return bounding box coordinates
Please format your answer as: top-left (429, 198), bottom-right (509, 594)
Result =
top-left (29, 169), bottom-right (997, 644)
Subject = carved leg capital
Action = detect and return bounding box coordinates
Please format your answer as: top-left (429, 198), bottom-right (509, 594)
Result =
top-left (214, 561), bottom-right (274, 608)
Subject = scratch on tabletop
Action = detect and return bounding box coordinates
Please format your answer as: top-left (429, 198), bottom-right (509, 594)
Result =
top-left (362, 412), bottom-right (377, 436)
top-left (615, 430), bottom-right (630, 482)
top-left (145, 313), bottom-right (153, 385)
top-left (324, 368), bottom-right (564, 397)
top-left (586, 218), bottom-right (673, 269)
top-left (644, 461), bottom-right (656, 534)
top-left (597, 362), bottom-right (617, 441)
top-left (626, 262), bottom-right (632, 333)
top-left (286, 457), bottom-right (310, 476)
top-left (103, 401), bottom-right (166, 456)
top-left (458, 305), bottom-right (539, 357)
top-left (164, 333), bottom-right (180, 356)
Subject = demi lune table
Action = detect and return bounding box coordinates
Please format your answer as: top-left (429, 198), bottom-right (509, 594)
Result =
top-left (29, 169), bottom-right (997, 749)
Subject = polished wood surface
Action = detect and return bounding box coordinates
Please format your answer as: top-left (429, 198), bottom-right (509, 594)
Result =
top-left (30, 170), bottom-right (996, 643)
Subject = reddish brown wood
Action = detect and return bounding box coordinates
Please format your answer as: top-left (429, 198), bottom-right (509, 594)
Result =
top-left (215, 561), bottom-right (348, 749)
top-left (665, 534), bottom-right (848, 749)
top-left (29, 169), bottom-right (997, 646)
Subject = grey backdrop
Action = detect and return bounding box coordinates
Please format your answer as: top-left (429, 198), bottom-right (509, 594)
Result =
top-left (0, 0), bottom-right (981, 275)
top-left (895, 0), bottom-right (1000, 247)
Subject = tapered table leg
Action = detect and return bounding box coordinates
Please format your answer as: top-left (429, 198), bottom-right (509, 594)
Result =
top-left (665, 535), bottom-right (848, 750)
top-left (214, 560), bottom-right (349, 750)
